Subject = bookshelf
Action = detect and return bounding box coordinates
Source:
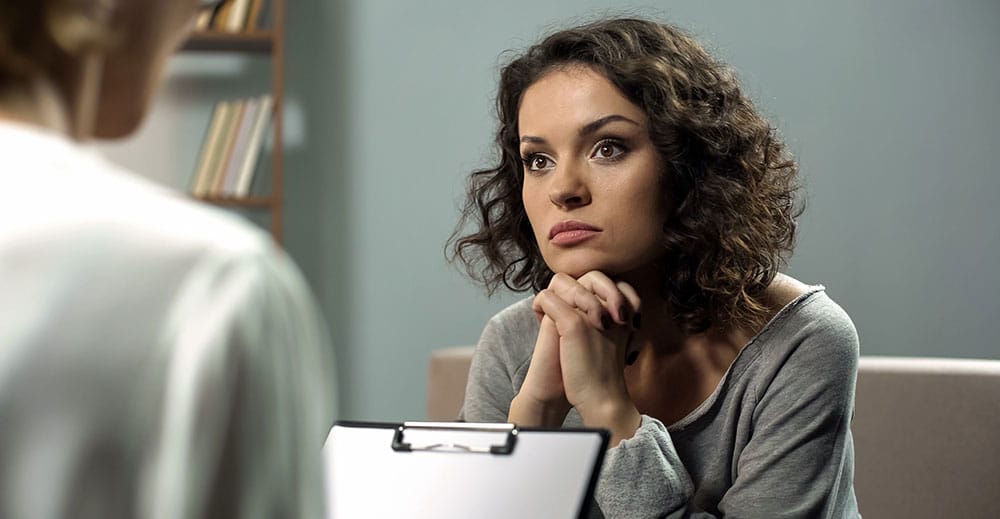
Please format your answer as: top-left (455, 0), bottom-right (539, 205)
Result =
top-left (180, 0), bottom-right (286, 243)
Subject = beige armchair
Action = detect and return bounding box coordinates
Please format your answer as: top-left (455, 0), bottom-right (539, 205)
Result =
top-left (852, 356), bottom-right (1000, 518)
top-left (427, 346), bottom-right (476, 421)
top-left (428, 349), bottom-right (1000, 518)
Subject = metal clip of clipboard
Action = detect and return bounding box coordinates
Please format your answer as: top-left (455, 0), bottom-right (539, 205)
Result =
top-left (391, 421), bottom-right (519, 455)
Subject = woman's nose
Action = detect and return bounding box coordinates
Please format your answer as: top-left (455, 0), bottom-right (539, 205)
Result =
top-left (548, 162), bottom-right (591, 209)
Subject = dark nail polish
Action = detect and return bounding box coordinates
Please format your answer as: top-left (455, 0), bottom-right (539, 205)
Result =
top-left (619, 305), bottom-right (628, 323)
top-left (626, 350), bottom-right (640, 366)
top-left (632, 313), bottom-right (642, 329)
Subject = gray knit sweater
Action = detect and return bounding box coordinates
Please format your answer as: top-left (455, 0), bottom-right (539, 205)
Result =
top-left (460, 286), bottom-right (861, 518)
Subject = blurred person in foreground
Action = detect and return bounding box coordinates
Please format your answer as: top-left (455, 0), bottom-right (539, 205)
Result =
top-left (0, 1), bottom-right (335, 518)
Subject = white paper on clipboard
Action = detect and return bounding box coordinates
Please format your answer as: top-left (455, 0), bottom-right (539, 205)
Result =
top-left (322, 421), bottom-right (609, 519)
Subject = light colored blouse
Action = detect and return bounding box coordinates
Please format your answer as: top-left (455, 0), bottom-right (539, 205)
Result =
top-left (0, 121), bottom-right (335, 519)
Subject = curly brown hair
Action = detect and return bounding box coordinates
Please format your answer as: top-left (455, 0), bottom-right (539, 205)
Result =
top-left (448, 17), bottom-right (802, 334)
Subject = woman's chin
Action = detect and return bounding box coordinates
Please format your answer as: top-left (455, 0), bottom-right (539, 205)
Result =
top-left (545, 259), bottom-right (619, 279)
top-left (545, 255), bottom-right (658, 282)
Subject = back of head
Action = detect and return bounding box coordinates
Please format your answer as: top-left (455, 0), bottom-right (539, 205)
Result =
top-left (0, 0), bottom-right (112, 90)
top-left (0, 0), bottom-right (199, 139)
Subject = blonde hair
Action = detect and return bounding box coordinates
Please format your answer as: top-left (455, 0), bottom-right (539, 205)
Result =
top-left (0, 0), bottom-right (114, 86)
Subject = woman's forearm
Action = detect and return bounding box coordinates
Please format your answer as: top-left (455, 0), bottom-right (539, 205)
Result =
top-left (507, 392), bottom-right (571, 427)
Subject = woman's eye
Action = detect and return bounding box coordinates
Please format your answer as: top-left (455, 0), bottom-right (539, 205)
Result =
top-left (523, 155), bottom-right (554, 171)
top-left (592, 141), bottom-right (626, 160)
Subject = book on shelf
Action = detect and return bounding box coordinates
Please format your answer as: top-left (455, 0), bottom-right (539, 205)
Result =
top-left (192, 101), bottom-right (232, 197)
top-left (235, 95), bottom-right (274, 197)
top-left (245, 0), bottom-right (267, 32)
top-left (194, 0), bottom-right (269, 33)
top-left (212, 101), bottom-right (247, 194)
top-left (190, 95), bottom-right (274, 199)
top-left (193, 9), bottom-right (214, 32)
top-left (219, 0), bottom-right (250, 32)
top-left (196, 100), bottom-right (238, 197)
top-left (221, 97), bottom-right (258, 196)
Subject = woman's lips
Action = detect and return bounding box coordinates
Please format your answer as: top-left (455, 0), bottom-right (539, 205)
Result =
top-left (549, 220), bottom-right (602, 246)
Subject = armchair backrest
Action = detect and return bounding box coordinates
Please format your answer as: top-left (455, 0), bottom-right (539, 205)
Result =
top-left (427, 346), bottom-right (475, 421)
top-left (853, 356), bottom-right (1000, 518)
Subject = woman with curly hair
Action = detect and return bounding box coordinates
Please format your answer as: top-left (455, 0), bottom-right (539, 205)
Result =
top-left (450, 17), bottom-right (859, 518)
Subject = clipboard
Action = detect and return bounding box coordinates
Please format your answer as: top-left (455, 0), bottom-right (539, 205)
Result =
top-left (323, 421), bottom-right (609, 519)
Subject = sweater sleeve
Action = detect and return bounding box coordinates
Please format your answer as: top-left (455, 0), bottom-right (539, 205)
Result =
top-left (595, 309), bottom-right (860, 519)
top-left (716, 312), bottom-right (859, 518)
top-left (595, 415), bottom-right (697, 517)
top-left (458, 310), bottom-right (522, 423)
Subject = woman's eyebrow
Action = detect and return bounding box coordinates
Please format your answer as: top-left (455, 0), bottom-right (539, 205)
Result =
top-left (519, 114), bottom-right (640, 145)
top-left (579, 114), bottom-right (640, 137)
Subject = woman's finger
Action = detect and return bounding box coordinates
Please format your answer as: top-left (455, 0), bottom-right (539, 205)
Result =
top-left (537, 273), bottom-right (611, 330)
top-left (533, 288), bottom-right (596, 335)
top-left (576, 271), bottom-right (637, 326)
top-left (614, 280), bottom-right (642, 329)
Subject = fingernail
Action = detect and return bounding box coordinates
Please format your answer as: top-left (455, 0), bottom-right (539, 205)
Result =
top-left (601, 314), bottom-right (612, 330)
top-left (626, 351), bottom-right (640, 366)
top-left (632, 313), bottom-right (642, 329)
top-left (619, 305), bottom-right (628, 323)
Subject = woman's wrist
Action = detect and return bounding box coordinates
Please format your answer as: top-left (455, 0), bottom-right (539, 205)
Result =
top-left (508, 392), bottom-right (571, 427)
top-left (578, 398), bottom-right (642, 447)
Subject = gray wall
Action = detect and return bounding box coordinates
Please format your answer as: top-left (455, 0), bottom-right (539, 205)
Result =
top-left (101, 0), bottom-right (1000, 421)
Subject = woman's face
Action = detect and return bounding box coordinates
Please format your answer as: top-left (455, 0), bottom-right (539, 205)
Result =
top-left (518, 65), bottom-right (669, 279)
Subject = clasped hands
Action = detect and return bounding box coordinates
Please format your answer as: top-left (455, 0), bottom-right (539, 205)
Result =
top-left (508, 271), bottom-right (644, 446)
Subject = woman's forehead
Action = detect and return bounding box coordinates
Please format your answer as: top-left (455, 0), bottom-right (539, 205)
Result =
top-left (518, 66), bottom-right (646, 138)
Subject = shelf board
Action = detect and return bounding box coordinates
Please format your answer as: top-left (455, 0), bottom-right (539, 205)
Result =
top-left (196, 195), bottom-right (276, 208)
top-left (182, 31), bottom-right (275, 53)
